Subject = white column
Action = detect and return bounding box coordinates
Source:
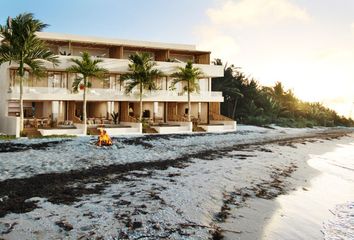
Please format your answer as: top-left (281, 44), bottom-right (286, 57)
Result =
top-left (107, 101), bottom-right (112, 115)
top-left (52, 101), bottom-right (59, 121)
top-left (198, 102), bottom-right (202, 119)
top-left (153, 101), bottom-right (159, 121)
top-left (153, 102), bottom-right (159, 115)
top-left (58, 101), bottom-right (63, 120)
top-left (110, 75), bottom-right (114, 89)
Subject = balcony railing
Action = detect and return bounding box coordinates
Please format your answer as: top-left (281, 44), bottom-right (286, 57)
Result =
top-left (9, 87), bottom-right (223, 100)
top-left (35, 55), bottom-right (224, 77)
top-left (129, 90), bottom-right (223, 98)
top-left (10, 87), bottom-right (71, 94)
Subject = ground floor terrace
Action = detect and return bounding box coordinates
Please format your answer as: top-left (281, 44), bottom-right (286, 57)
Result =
top-left (4, 100), bottom-right (236, 136)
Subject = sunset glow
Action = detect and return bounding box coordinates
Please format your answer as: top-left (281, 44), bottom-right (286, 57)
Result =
top-left (197, 0), bottom-right (354, 118)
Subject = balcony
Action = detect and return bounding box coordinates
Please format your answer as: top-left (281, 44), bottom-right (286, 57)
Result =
top-left (38, 56), bottom-right (224, 78)
top-left (8, 87), bottom-right (224, 102)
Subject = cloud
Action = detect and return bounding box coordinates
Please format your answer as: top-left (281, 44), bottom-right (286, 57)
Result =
top-left (206, 0), bottom-right (310, 26)
top-left (194, 1), bottom-right (354, 117)
top-left (196, 27), bottom-right (240, 63)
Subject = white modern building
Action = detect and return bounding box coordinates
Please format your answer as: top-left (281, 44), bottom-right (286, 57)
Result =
top-left (0, 32), bottom-right (236, 137)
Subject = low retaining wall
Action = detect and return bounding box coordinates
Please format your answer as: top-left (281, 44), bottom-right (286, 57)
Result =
top-left (38, 128), bottom-right (86, 136)
top-left (152, 122), bottom-right (193, 134)
top-left (105, 122), bottom-right (142, 135)
top-left (199, 121), bottom-right (237, 132)
top-left (0, 116), bottom-right (20, 137)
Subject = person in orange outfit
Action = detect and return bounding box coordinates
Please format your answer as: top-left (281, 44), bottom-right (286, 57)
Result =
top-left (102, 130), bottom-right (112, 146)
top-left (96, 129), bottom-right (112, 146)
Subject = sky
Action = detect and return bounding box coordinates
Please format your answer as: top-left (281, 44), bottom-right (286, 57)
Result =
top-left (1, 0), bottom-right (354, 118)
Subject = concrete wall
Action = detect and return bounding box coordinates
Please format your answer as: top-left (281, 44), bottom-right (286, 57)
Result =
top-left (105, 122), bottom-right (142, 135)
top-left (0, 65), bottom-right (20, 137)
top-left (199, 120), bottom-right (237, 132)
top-left (0, 64), bottom-right (9, 117)
top-left (155, 121), bottom-right (192, 134)
top-left (38, 128), bottom-right (85, 136)
top-left (88, 102), bottom-right (107, 118)
top-left (199, 78), bottom-right (209, 91)
top-left (0, 116), bottom-right (20, 137)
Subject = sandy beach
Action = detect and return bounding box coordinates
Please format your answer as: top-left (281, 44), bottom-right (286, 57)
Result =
top-left (0, 126), bottom-right (353, 239)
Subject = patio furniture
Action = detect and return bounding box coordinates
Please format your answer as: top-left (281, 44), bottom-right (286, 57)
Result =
top-left (41, 119), bottom-right (50, 128)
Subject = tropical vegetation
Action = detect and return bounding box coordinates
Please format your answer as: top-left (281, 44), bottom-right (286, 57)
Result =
top-left (0, 13), bottom-right (59, 132)
top-left (66, 52), bottom-right (108, 134)
top-left (121, 52), bottom-right (162, 121)
top-left (212, 59), bottom-right (354, 127)
top-left (171, 61), bottom-right (203, 121)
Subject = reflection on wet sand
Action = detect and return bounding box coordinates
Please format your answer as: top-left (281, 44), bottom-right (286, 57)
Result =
top-left (262, 142), bottom-right (354, 240)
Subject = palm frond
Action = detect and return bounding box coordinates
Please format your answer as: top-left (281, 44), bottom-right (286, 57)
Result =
top-left (23, 59), bottom-right (46, 77)
top-left (120, 52), bottom-right (162, 94)
top-left (66, 52), bottom-right (108, 90)
top-left (171, 61), bottom-right (204, 93)
top-left (0, 12), bottom-right (59, 74)
top-left (124, 80), bottom-right (139, 94)
top-left (72, 77), bottom-right (83, 93)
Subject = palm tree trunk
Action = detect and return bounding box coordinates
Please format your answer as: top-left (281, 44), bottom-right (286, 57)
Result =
top-left (19, 75), bottom-right (24, 133)
top-left (187, 80), bottom-right (191, 122)
top-left (139, 82), bottom-right (143, 122)
top-left (232, 98), bottom-right (238, 120)
top-left (227, 101), bottom-right (232, 117)
top-left (83, 77), bottom-right (87, 135)
top-left (19, 62), bottom-right (24, 134)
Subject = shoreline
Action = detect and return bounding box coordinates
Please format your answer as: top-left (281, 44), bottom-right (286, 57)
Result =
top-left (262, 137), bottom-right (354, 240)
top-left (0, 127), bottom-right (353, 239)
top-left (220, 133), bottom-right (354, 240)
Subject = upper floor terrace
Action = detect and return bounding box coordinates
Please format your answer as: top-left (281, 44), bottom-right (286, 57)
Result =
top-left (38, 32), bottom-right (212, 65)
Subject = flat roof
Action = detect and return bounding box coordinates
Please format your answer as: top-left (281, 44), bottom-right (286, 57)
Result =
top-left (36, 32), bottom-right (207, 53)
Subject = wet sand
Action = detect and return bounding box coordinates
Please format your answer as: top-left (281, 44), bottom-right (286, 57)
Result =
top-left (262, 139), bottom-right (354, 240)
top-left (222, 133), bottom-right (354, 240)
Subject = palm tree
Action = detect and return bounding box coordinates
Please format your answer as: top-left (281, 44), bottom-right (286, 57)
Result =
top-left (66, 52), bottom-right (108, 134)
top-left (0, 13), bottom-right (59, 132)
top-left (121, 52), bottom-right (162, 121)
top-left (171, 61), bottom-right (203, 122)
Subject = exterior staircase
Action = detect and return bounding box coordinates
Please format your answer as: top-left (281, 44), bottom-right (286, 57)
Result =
top-left (193, 126), bottom-right (206, 132)
top-left (22, 128), bottom-right (42, 137)
top-left (143, 126), bottom-right (158, 134)
top-left (209, 112), bottom-right (234, 121)
top-left (87, 128), bottom-right (100, 136)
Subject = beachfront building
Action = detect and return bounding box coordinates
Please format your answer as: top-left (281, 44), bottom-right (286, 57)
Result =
top-left (0, 32), bottom-right (236, 137)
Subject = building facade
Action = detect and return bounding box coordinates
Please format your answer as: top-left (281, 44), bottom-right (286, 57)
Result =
top-left (0, 32), bottom-right (236, 136)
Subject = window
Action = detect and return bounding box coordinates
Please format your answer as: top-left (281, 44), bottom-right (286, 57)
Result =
top-left (111, 74), bottom-right (124, 91)
top-left (102, 75), bottom-right (110, 89)
top-left (9, 69), bottom-right (30, 87)
top-left (155, 77), bottom-right (166, 90)
top-left (48, 72), bottom-right (67, 88)
top-left (89, 75), bottom-right (111, 89)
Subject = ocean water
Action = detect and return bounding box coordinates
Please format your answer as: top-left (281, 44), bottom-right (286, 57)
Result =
top-left (262, 140), bottom-right (354, 240)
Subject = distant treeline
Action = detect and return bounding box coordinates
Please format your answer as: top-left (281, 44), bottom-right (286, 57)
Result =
top-left (211, 59), bottom-right (354, 128)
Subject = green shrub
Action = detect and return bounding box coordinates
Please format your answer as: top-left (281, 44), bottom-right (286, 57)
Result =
top-left (0, 135), bottom-right (16, 140)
